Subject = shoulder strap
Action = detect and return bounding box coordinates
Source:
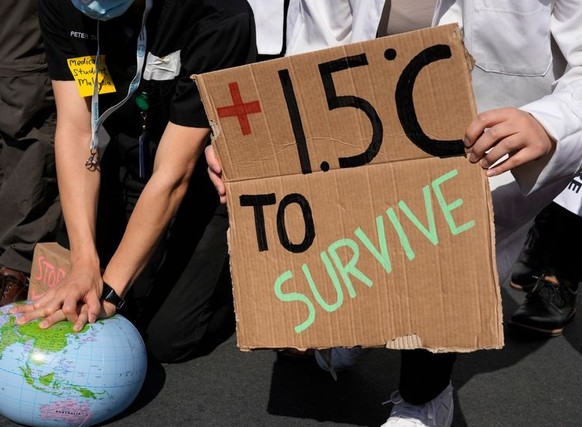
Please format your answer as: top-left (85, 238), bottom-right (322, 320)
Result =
top-left (376, 0), bottom-right (392, 37)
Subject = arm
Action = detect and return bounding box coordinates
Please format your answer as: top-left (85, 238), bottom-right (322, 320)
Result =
top-left (16, 0), bottom-right (254, 330)
top-left (13, 79), bottom-right (104, 328)
top-left (464, 0), bottom-right (582, 187)
top-left (100, 122), bottom-right (208, 311)
top-left (17, 117), bottom-right (209, 330)
top-left (52, 81), bottom-right (100, 263)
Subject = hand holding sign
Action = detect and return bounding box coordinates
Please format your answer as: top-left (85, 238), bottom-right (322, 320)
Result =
top-left (464, 107), bottom-right (556, 177)
top-left (195, 24), bottom-right (502, 352)
top-left (205, 145), bottom-right (227, 204)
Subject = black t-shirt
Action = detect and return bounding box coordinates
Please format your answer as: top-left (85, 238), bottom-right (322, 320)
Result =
top-left (39, 0), bottom-right (257, 140)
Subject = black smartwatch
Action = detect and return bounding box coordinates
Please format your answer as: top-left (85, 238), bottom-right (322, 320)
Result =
top-left (101, 282), bottom-right (125, 309)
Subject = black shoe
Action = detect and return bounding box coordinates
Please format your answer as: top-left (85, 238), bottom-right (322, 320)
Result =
top-left (510, 276), bottom-right (577, 336)
top-left (510, 267), bottom-right (540, 292)
top-left (0, 267), bottom-right (29, 307)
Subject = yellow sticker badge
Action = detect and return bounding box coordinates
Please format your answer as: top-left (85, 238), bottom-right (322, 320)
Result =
top-left (67, 55), bottom-right (116, 97)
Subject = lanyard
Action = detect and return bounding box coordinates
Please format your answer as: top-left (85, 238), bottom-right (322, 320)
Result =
top-left (85, 0), bottom-right (153, 171)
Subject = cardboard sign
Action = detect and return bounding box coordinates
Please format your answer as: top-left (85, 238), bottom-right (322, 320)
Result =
top-left (194, 24), bottom-right (502, 352)
top-left (29, 243), bottom-right (71, 299)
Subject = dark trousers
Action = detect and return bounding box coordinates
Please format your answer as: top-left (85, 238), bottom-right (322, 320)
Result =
top-left (399, 350), bottom-right (456, 404)
top-left (135, 205), bottom-right (234, 364)
top-left (0, 112), bottom-right (61, 274)
top-left (520, 201), bottom-right (582, 287)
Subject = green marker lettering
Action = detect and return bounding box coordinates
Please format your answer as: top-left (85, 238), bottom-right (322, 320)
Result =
top-left (328, 238), bottom-right (373, 298)
top-left (398, 184), bottom-right (439, 245)
top-left (386, 207), bottom-right (415, 260)
top-left (274, 270), bottom-right (316, 333)
top-left (354, 215), bottom-right (392, 274)
top-left (432, 169), bottom-right (475, 235)
top-left (303, 255), bottom-right (344, 313)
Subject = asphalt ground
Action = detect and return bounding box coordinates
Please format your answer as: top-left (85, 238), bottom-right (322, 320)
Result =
top-left (2, 279), bottom-right (581, 427)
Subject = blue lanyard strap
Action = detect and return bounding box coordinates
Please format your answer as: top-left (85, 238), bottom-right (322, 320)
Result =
top-left (86, 0), bottom-right (153, 171)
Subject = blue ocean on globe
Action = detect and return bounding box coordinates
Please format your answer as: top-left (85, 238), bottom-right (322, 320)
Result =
top-left (0, 302), bottom-right (147, 427)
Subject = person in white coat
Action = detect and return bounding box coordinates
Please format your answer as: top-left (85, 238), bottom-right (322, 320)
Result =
top-left (208, 1), bottom-right (582, 426)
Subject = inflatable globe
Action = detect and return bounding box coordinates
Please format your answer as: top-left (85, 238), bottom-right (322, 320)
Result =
top-left (0, 302), bottom-right (148, 426)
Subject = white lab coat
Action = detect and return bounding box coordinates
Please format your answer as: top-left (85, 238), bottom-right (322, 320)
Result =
top-left (553, 176), bottom-right (582, 216)
top-left (253, 0), bottom-right (582, 283)
top-left (433, 0), bottom-right (582, 281)
top-left (285, 0), bottom-right (386, 53)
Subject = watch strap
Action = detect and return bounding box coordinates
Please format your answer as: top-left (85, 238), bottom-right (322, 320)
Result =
top-left (101, 282), bottom-right (125, 309)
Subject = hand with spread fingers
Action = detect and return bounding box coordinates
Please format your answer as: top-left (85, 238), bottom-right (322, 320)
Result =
top-left (464, 107), bottom-right (556, 178)
top-left (10, 264), bottom-right (116, 332)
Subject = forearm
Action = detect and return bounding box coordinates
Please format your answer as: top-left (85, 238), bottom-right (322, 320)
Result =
top-left (102, 122), bottom-right (209, 295)
top-left (103, 171), bottom-right (188, 293)
top-left (52, 80), bottom-right (101, 269)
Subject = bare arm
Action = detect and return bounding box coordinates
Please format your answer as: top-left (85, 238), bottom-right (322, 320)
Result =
top-left (15, 80), bottom-right (209, 330)
top-left (52, 81), bottom-right (100, 261)
top-left (13, 80), bottom-right (105, 328)
top-left (101, 122), bottom-right (209, 304)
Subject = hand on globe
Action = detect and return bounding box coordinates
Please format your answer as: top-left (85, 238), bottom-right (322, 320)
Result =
top-left (11, 264), bottom-right (115, 332)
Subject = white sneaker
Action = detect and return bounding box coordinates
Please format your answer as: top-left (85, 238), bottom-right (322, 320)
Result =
top-left (314, 347), bottom-right (363, 380)
top-left (381, 383), bottom-right (454, 427)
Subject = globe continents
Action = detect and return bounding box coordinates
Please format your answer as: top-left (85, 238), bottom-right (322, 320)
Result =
top-left (0, 303), bottom-right (147, 426)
